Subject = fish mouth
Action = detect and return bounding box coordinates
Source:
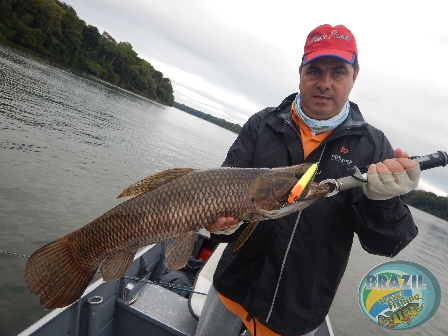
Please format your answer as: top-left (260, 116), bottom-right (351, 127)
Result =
top-left (290, 182), bottom-right (329, 202)
top-left (262, 182), bottom-right (330, 218)
top-left (284, 182), bottom-right (330, 208)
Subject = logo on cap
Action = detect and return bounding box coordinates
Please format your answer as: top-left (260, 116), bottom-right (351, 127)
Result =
top-left (303, 24), bottom-right (357, 65)
top-left (309, 30), bottom-right (350, 45)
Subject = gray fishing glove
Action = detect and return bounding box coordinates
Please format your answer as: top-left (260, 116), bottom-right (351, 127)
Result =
top-left (363, 166), bottom-right (420, 200)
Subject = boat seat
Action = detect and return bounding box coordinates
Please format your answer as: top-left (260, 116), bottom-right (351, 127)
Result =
top-left (188, 243), bottom-right (227, 319)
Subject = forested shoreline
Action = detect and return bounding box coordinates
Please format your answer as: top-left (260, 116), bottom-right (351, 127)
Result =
top-left (405, 190), bottom-right (448, 222)
top-left (0, 0), bottom-right (247, 133)
top-left (173, 102), bottom-right (242, 134)
top-left (0, 0), bottom-right (174, 105)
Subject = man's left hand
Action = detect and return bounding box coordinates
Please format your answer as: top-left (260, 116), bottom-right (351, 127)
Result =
top-left (363, 148), bottom-right (420, 200)
top-left (205, 216), bottom-right (241, 235)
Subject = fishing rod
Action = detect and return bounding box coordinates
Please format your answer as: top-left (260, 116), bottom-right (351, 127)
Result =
top-left (321, 151), bottom-right (448, 197)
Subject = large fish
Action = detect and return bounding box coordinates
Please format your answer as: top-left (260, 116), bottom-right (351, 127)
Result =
top-left (25, 164), bottom-right (329, 309)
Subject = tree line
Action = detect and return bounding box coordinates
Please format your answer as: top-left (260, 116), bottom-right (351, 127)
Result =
top-left (174, 102), bottom-right (242, 134)
top-left (404, 190), bottom-right (448, 222)
top-left (0, 0), bottom-right (174, 105)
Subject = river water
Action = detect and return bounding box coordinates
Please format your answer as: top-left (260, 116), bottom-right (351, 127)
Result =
top-left (0, 43), bottom-right (447, 335)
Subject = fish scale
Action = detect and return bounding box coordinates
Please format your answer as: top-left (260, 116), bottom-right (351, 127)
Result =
top-left (25, 164), bottom-right (328, 309)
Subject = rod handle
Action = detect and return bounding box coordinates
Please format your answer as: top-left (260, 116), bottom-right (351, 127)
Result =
top-left (410, 151), bottom-right (448, 171)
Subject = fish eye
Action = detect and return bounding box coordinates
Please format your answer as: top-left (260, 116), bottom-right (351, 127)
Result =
top-left (294, 171), bottom-right (303, 179)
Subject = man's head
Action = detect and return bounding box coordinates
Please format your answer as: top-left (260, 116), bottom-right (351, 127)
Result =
top-left (299, 24), bottom-right (359, 120)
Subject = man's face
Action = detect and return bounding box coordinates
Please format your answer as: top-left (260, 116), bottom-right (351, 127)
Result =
top-left (299, 56), bottom-right (359, 120)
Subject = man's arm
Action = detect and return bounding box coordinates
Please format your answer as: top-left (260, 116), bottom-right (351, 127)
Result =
top-left (363, 148), bottom-right (419, 200)
top-left (352, 148), bottom-right (419, 257)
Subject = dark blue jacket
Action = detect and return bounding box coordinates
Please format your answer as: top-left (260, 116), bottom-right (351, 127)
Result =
top-left (212, 93), bottom-right (418, 335)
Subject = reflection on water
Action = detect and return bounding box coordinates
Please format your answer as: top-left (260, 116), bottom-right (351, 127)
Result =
top-left (0, 43), bottom-right (237, 336)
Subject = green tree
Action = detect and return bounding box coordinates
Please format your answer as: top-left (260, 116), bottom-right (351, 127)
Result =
top-left (82, 25), bottom-right (101, 51)
top-left (113, 42), bottom-right (139, 87)
top-left (0, 0), bottom-right (175, 105)
top-left (58, 9), bottom-right (84, 64)
top-left (405, 190), bottom-right (448, 221)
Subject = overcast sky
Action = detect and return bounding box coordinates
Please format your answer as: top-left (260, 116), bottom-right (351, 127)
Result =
top-left (64, 0), bottom-right (448, 196)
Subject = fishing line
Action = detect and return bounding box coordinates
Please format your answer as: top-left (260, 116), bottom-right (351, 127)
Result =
top-left (0, 249), bottom-right (30, 258)
top-left (0, 249), bottom-right (206, 295)
top-left (266, 145), bottom-right (327, 322)
top-left (266, 210), bottom-right (302, 322)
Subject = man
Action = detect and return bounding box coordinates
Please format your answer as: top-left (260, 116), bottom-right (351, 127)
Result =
top-left (196, 24), bottom-right (419, 336)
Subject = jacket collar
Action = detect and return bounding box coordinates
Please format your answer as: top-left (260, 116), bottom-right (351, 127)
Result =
top-left (265, 94), bottom-right (368, 164)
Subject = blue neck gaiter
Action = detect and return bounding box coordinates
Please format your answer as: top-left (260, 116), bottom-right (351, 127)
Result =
top-left (294, 93), bottom-right (350, 136)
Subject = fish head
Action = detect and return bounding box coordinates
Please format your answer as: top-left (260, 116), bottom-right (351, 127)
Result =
top-left (250, 164), bottom-right (329, 219)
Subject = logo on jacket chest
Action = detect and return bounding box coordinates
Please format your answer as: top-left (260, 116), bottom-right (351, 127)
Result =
top-left (330, 154), bottom-right (353, 166)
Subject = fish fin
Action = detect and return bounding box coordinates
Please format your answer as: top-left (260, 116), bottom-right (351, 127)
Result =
top-left (233, 220), bottom-right (259, 252)
top-left (118, 168), bottom-right (196, 198)
top-left (165, 231), bottom-right (196, 270)
top-left (25, 236), bottom-right (97, 309)
top-left (100, 249), bottom-right (138, 281)
top-left (402, 316), bottom-right (411, 324)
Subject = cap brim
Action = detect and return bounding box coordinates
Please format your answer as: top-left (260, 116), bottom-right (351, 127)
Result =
top-left (303, 49), bottom-right (356, 65)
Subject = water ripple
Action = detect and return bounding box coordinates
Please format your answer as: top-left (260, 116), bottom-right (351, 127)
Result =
top-left (0, 43), bottom-right (237, 336)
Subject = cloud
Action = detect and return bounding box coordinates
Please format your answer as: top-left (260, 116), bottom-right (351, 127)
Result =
top-left (148, 60), bottom-right (263, 124)
top-left (418, 178), bottom-right (447, 197)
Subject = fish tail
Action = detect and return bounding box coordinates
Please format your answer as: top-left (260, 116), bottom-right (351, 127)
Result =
top-left (25, 236), bottom-right (97, 309)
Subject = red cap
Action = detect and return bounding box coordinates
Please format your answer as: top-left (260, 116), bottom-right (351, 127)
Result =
top-left (303, 24), bottom-right (357, 65)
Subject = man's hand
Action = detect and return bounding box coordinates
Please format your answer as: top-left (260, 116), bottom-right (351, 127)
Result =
top-left (363, 148), bottom-right (420, 200)
top-left (205, 216), bottom-right (241, 235)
